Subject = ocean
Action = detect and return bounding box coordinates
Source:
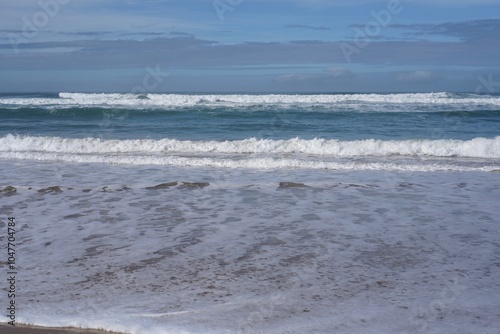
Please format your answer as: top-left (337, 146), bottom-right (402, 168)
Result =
top-left (1, 92), bottom-right (499, 333)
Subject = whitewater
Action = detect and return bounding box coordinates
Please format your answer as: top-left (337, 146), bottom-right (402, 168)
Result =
top-left (1, 92), bottom-right (499, 334)
top-left (0, 92), bottom-right (499, 107)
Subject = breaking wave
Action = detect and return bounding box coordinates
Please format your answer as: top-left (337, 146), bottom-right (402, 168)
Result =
top-left (1, 92), bottom-right (499, 110)
top-left (1, 135), bottom-right (499, 171)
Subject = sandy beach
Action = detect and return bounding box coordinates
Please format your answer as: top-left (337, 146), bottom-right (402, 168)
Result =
top-left (0, 324), bottom-right (124, 334)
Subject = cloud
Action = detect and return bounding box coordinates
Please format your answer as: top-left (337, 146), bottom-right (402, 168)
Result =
top-left (292, 0), bottom-right (500, 8)
top-left (397, 70), bottom-right (436, 82)
top-left (59, 31), bottom-right (111, 36)
top-left (169, 31), bottom-right (194, 37)
top-left (390, 18), bottom-right (500, 42)
top-left (286, 24), bottom-right (330, 31)
top-left (275, 73), bottom-right (314, 82)
top-left (325, 67), bottom-right (353, 78)
top-left (415, 0), bottom-right (500, 5)
top-left (1, 26), bottom-right (500, 72)
top-left (0, 0), bottom-right (209, 41)
top-left (275, 67), bottom-right (354, 88)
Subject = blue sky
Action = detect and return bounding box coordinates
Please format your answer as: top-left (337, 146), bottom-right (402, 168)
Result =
top-left (1, 0), bottom-right (500, 92)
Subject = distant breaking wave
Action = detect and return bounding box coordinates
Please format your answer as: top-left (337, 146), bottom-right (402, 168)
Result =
top-left (0, 92), bottom-right (499, 110)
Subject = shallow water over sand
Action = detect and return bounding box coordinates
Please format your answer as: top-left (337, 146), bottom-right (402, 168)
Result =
top-left (1, 160), bottom-right (499, 333)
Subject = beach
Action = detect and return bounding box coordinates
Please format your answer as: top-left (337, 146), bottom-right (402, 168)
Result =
top-left (1, 93), bottom-right (499, 333)
top-left (2, 160), bottom-right (500, 333)
top-left (0, 324), bottom-right (123, 334)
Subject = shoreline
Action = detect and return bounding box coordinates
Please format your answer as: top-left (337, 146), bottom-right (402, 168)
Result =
top-left (0, 324), bottom-right (126, 334)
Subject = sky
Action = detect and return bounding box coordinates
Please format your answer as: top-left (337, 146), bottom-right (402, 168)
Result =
top-left (1, 0), bottom-right (500, 93)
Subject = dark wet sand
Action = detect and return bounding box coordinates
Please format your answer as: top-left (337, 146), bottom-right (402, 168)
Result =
top-left (0, 324), bottom-right (124, 334)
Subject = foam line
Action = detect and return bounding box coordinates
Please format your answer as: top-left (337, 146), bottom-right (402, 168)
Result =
top-left (1, 135), bottom-right (498, 159)
top-left (1, 92), bottom-right (499, 109)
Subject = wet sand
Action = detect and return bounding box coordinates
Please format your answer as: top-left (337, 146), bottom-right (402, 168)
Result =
top-left (0, 324), bottom-right (124, 334)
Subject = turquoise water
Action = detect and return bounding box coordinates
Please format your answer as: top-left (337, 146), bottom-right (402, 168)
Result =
top-left (1, 92), bottom-right (499, 141)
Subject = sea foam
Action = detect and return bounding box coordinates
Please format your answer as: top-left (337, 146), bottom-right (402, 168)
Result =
top-left (1, 92), bottom-right (499, 109)
top-left (1, 135), bottom-right (499, 171)
top-left (1, 135), bottom-right (498, 158)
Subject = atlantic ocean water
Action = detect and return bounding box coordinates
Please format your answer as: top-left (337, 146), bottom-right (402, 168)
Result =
top-left (0, 92), bottom-right (499, 333)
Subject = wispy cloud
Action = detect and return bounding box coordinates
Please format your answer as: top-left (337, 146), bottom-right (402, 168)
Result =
top-left (292, 0), bottom-right (500, 8)
top-left (1, 24), bottom-right (499, 72)
top-left (1, 0), bottom-right (499, 92)
top-left (325, 67), bottom-right (353, 78)
top-left (390, 18), bottom-right (500, 42)
top-left (286, 24), bottom-right (330, 31)
top-left (397, 70), bottom-right (436, 82)
top-left (169, 31), bottom-right (194, 37)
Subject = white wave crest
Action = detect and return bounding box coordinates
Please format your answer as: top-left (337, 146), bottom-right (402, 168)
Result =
top-left (0, 92), bottom-right (499, 109)
top-left (1, 135), bottom-right (499, 161)
top-left (1, 151), bottom-right (497, 172)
